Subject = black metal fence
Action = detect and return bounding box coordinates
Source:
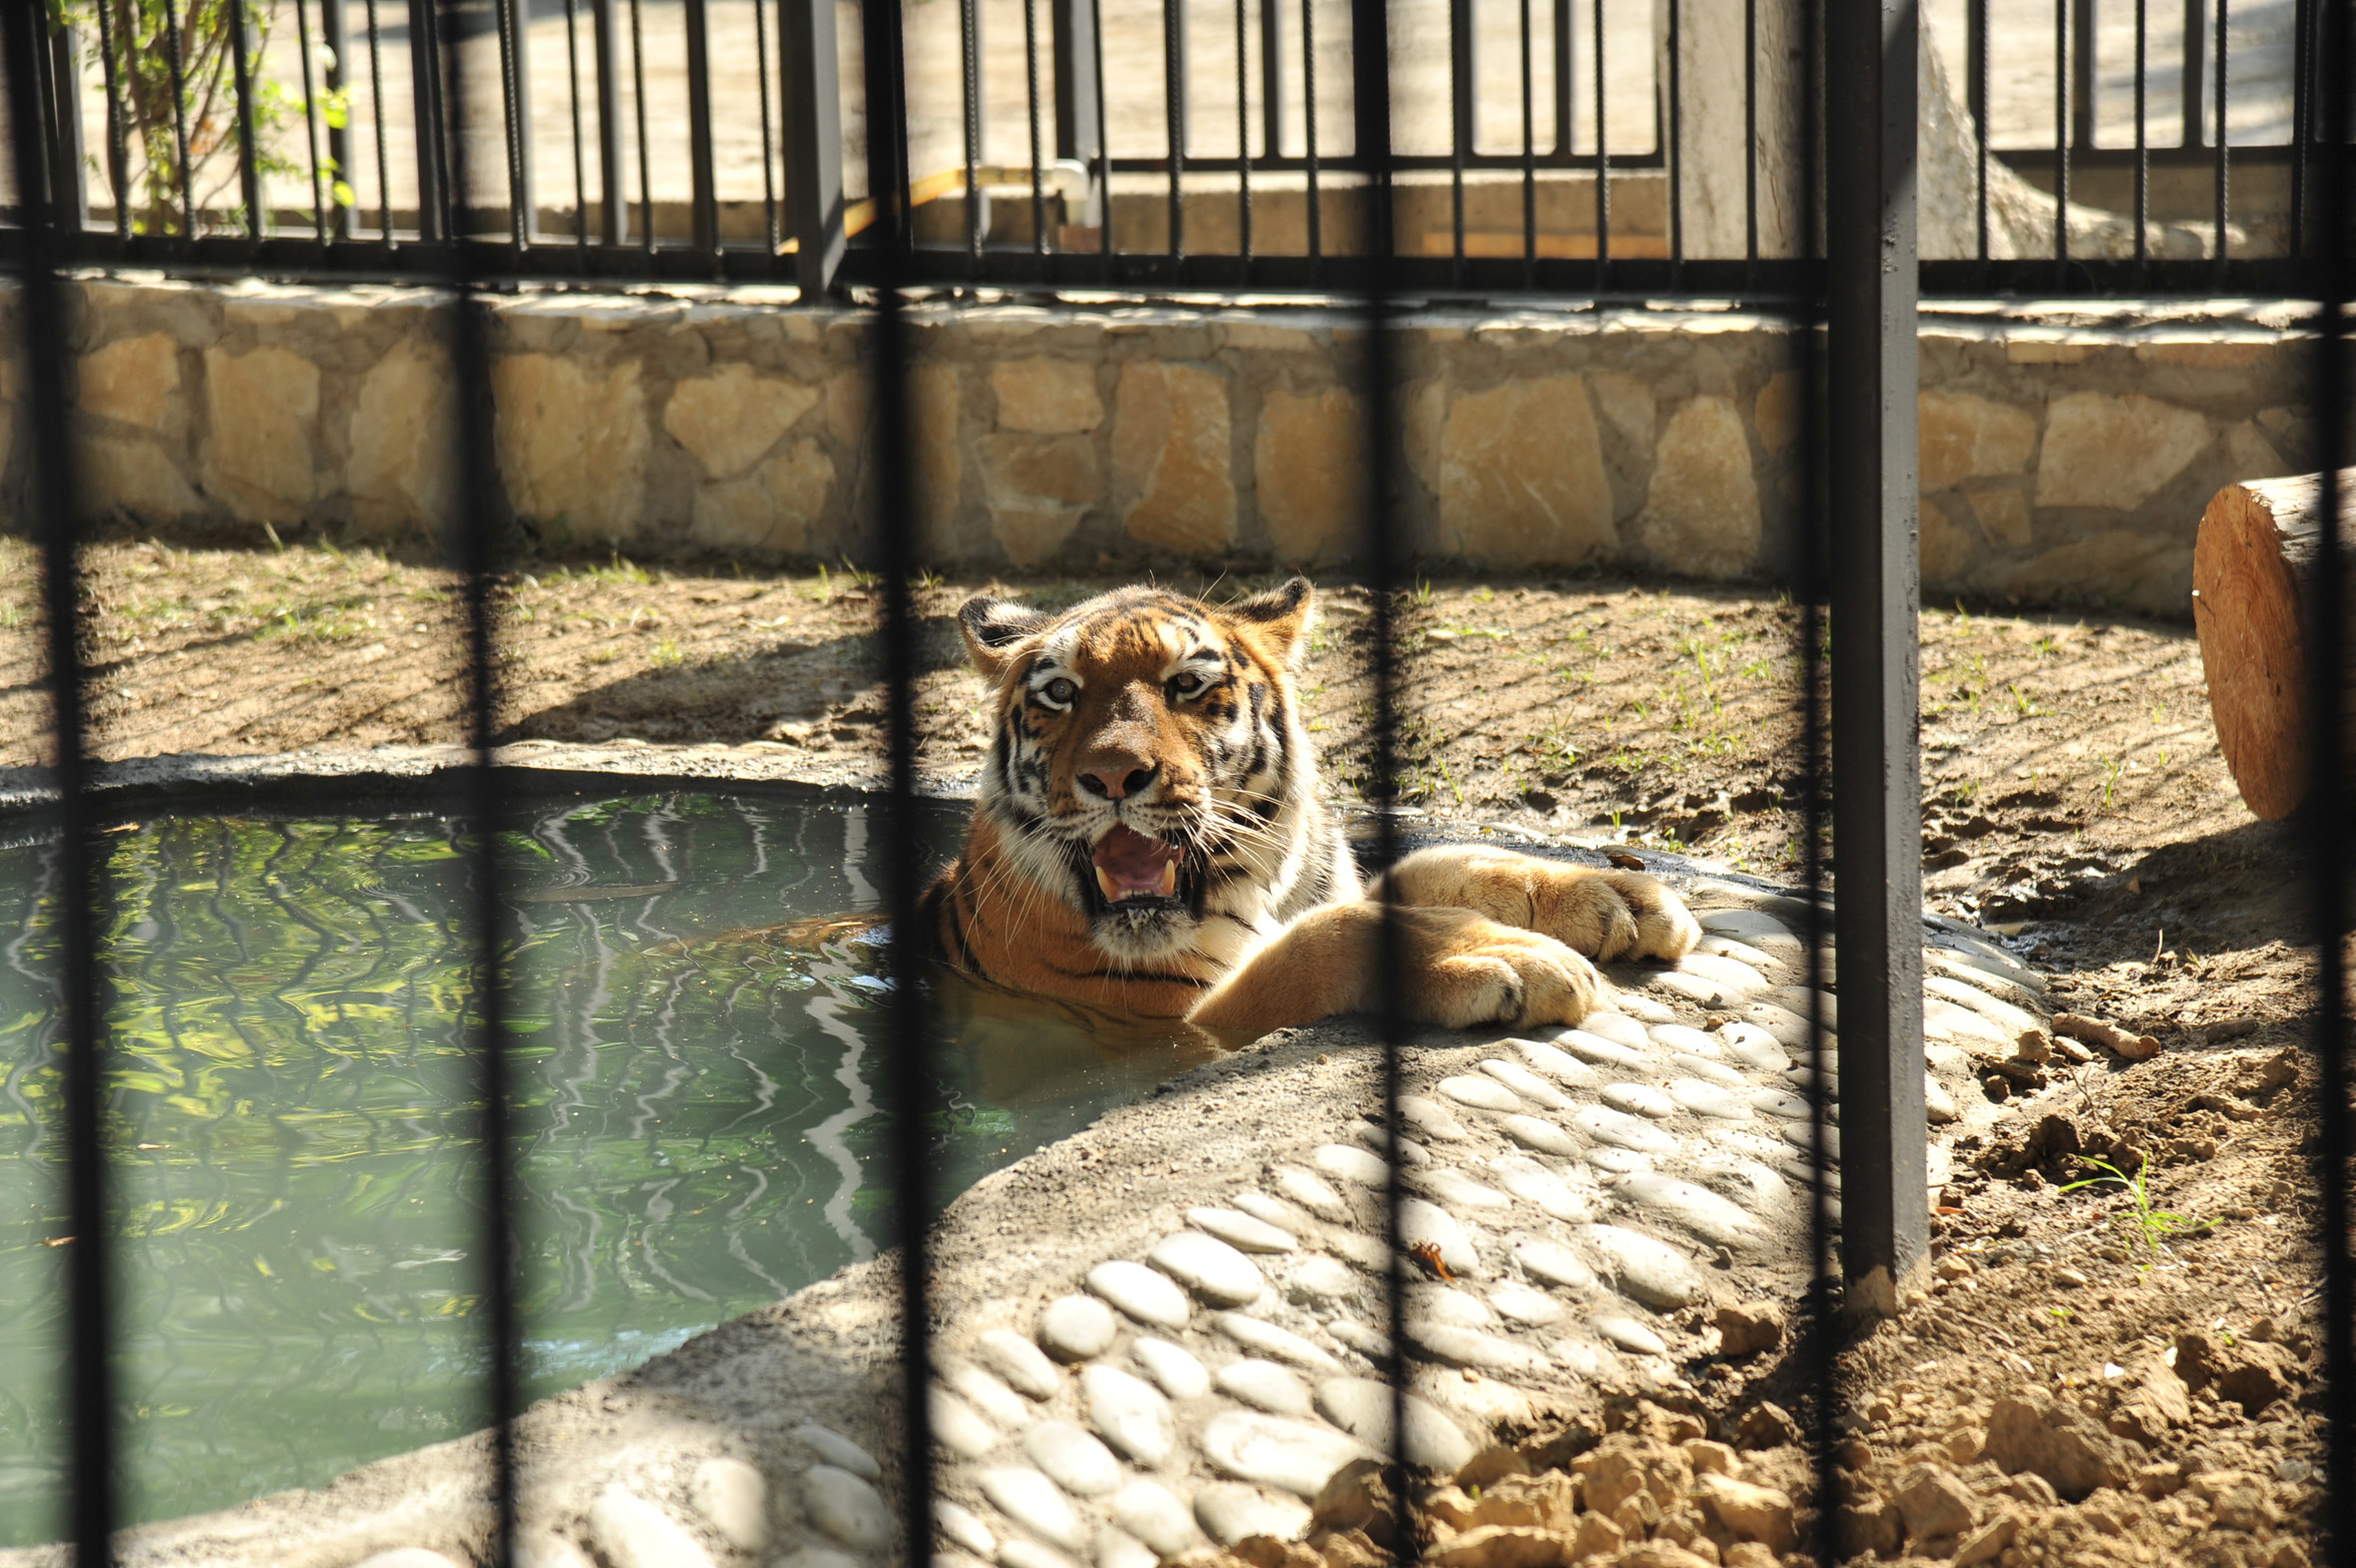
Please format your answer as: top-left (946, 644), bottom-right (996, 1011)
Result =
top-left (0, 0), bottom-right (2348, 294)
top-left (3, 0), bottom-right (2352, 1562)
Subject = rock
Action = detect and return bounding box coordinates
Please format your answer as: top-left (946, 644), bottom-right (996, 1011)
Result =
top-left (588, 1488), bottom-right (715, 1568)
top-left (664, 364), bottom-right (817, 478)
top-left (1212, 1311), bottom-right (1342, 1371)
top-left (2035, 392), bottom-right (2208, 510)
top-left (1149, 1231), bottom-right (1267, 1307)
top-left (1489, 1155), bottom-right (1591, 1221)
top-left (1438, 1073), bottom-right (1525, 1112)
top-left (948, 1363), bottom-right (1035, 1427)
top-left (1232, 1191), bottom-right (1309, 1233)
top-left (1556, 1031), bottom-right (1658, 1072)
top-left (1425, 1526), bottom-right (1569, 1568)
top-left (1273, 1165), bottom-right (1351, 1219)
top-left (1397, 1094), bottom-right (1472, 1141)
top-left (997, 1540), bottom-right (1082, 1568)
top-left (2187, 1470), bottom-right (2272, 1531)
top-left (1432, 374), bottom-right (1616, 568)
top-left (991, 357), bottom-right (1104, 434)
top-left (1635, 396), bottom-right (1763, 578)
top-left (1513, 1238), bottom-right (1597, 1290)
top-left (1192, 1482), bottom-right (1312, 1546)
top-left (1836, 1490), bottom-right (1903, 1559)
top-left (1892, 1463), bottom-right (1979, 1541)
top-left (691, 1457), bottom-right (770, 1550)
top-left (1313, 1377), bottom-right (1478, 1472)
top-left (937, 1499), bottom-right (996, 1557)
top-left (1399, 1199), bottom-right (1478, 1277)
top-left (1041, 1295), bottom-right (1120, 1362)
top-left (1112, 361), bottom-right (1236, 556)
top-left (1286, 1256), bottom-right (1360, 1304)
top-left (1082, 1364), bottom-right (1176, 1465)
top-left (1481, 1059), bottom-right (1575, 1110)
top-left (492, 353), bottom-right (647, 542)
top-left (1572, 1107), bottom-right (1678, 1154)
top-left (1352, 1120), bottom-right (1430, 1167)
top-left (1415, 1168), bottom-right (1513, 1210)
top-left (1712, 1303), bottom-right (1784, 1357)
top-left (345, 336), bottom-right (455, 536)
top-left (1594, 1315), bottom-right (1669, 1356)
top-left (1566, 1513), bottom-right (1623, 1561)
top-left (1411, 1323), bottom-right (1544, 1372)
top-left (1720, 1547), bottom-right (1777, 1568)
top-left (200, 344), bottom-right (320, 523)
top-left (1093, 1528), bottom-right (1156, 1568)
top-left (1308, 1458), bottom-right (1400, 1544)
top-left (1952, 1511), bottom-right (2020, 1567)
top-left (1218, 1359), bottom-right (1313, 1414)
top-left (1984, 1391), bottom-right (2134, 1499)
top-left (1918, 390), bottom-right (2038, 491)
top-left (1665, 1078), bottom-right (1752, 1118)
top-left (981, 1467), bottom-right (1089, 1552)
top-left (1203, 1410), bottom-right (1379, 1497)
top-left (513, 1532), bottom-right (595, 1568)
top-left (2109, 1358), bottom-right (2191, 1443)
top-left (1499, 1115), bottom-right (1581, 1158)
top-left (1683, 1440), bottom-right (1739, 1478)
top-left (1186, 1207), bottom-right (1299, 1254)
top-left (1087, 1259), bottom-right (1193, 1330)
top-left (1487, 1282), bottom-right (1567, 1326)
top-left (2175, 1330), bottom-right (2300, 1414)
top-left (1409, 1284), bottom-right (1495, 1328)
top-left (802, 1464), bottom-right (894, 1551)
top-left (1024, 1419), bottom-right (1124, 1496)
top-left (1580, 1225), bottom-right (1706, 1309)
top-left (1257, 386), bottom-right (1365, 566)
top-left (689, 440), bottom-right (835, 556)
top-left (1129, 1336), bottom-right (1211, 1399)
top-left (1109, 1478), bottom-right (1200, 1556)
top-left (1615, 1173), bottom-right (1766, 1251)
top-left (790, 1423), bottom-right (880, 1481)
top-left (1505, 1038), bottom-right (1604, 1087)
top-left (1736, 1402), bottom-right (1802, 1451)
top-left (1327, 1319), bottom-right (1392, 1361)
top-left (1694, 1472), bottom-right (1796, 1551)
top-left (350, 1553), bottom-right (462, 1568)
top-left (1925, 1075), bottom-right (1959, 1124)
top-left (1315, 1143), bottom-right (1392, 1187)
top-left (978, 1329), bottom-right (1064, 1399)
top-left (932, 1387), bottom-right (1001, 1457)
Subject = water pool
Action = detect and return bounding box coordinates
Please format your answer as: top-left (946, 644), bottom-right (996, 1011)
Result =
top-left (0, 784), bottom-right (1218, 1544)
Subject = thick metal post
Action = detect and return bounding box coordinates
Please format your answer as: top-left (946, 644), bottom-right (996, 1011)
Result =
top-left (409, 0), bottom-right (447, 239)
top-left (684, 0), bottom-right (719, 253)
top-left (324, 0), bottom-right (355, 237)
top-left (505, 0), bottom-right (535, 240)
top-left (780, 0), bottom-right (845, 292)
top-left (1824, 0), bottom-right (1925, 1319)
top-left (1051, 0), bottom-right (1105, 223)
top-left (592, 0), bottom-right (626, 242)
top-left (41, 21), bottom-right (89, 230)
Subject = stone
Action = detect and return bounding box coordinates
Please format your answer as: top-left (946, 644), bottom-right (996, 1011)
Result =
top-left (1749, 1087), bottom-right (1810, 1120)
top-left (1288, 1256), bottom-right (1361, 1303)
top-left (348, 336), bottom-right (456, 538)
top-left (689, 441), bottom-right (836, 556)
top-left (1257, 386), bottom-right (1365, 566)
top-left (982, 1467), bottom-right (1089, 1552)
top-left (1040, 1295), bottom-right (1119, 1362)
top-left (80, 434), bottom-right (200, 524)
top-left (1315, 1143), bottom-right (1390, 1187)
top-left (1217, 1358), bottom-right (1313, 1414)
top-left (1410, 1324), bottom-right (1542, 1372)
top-left (1110, 1479), bottom-right (1200, 1556)
top-left (1435, 374), bottom-right (1616, 568)
top-left (1273, 1165), bottom-right (1350, 1220)
top-left (2223, 418), bottom-right (2289, 482)
top-left (1480, 1059), bottom-right (1574, 1110)
top-left (1555, 1031), bottom-right (1656, 1072)
top-left (1679, 952), bottom-right (1769, 995)
top-left (1918, 390), bottom-right (2038, 492)
top-left (1694, 1473), bottom-right (1797, 1551)
top-left (1712, 1303), bottom-right (1784, 1356)
top-left (1112, 361), bottom-right (1236, 556)
top-left (1953, 1513), bottom-right (2020, 1568)
top-left (688, 1457), bottom-right (769, 1551)
top-left (78, 332), bottom-right (181, 432)
top-left (1636, 396), bottom-right (1763, 578)
top-left (1587, 1147), bottom-right (1652, 1176)
top-left (1486, 1282), bottom-right (1567, 1326)
top-left (1893, 1463), bottom-right (1978, 1541)
top-left (1351, 1121), bottom-right (1430, 1166)
top-left (1581, 1225), bottom-right (1706, 1309)
top-left (1696, 935), bottom-right (1779, 971)
top-left (978, 1329), bottom-right (1064, 1399)
top-left (200, 344), bottom-right (319, 523)
top-left (789, 1422), bottom-right (879, 1481)
top-left (350, 1553), bottom-right (462, 1568)
top-left (802, 1464), bottom-right (894, 1550)
top-left (1398, 1199), bottom-right (1477, 1277)
top-left (2034, 392), bottom-right (2210, 510)
top-left (1409, 1284), bottom-right (1494, 1328)
top-left (948, 1362), bottom-right (1035, 1427)
top-left (1192, 1483), bottom-right (1312, 1546)
top-left (1615, 1173), bottom-right (1766, 1250)
top-left (1513, 1238), bottom-right (1597, 1290)
top-left (1438, 1073), bottom-right (1524, 1112)
top-left (1925, 1076), bottom-right (1959, 1123)
top-left (1601, 1084), bottom-right (1677, 1119)
top-left (1025, 1418), bottom-right (1124, 1496)
top-left (1718, 1023), bottom-right (1791, 1071)
top-left (1753, 371), bottom-right (1799, 454)
top-left (1573, 1106), bottom-right (1677, 1154)
top-left (1231, 1191), bottom-right (1307, 1232)
top-left (1188, 1207), bottom-right (1300, 1254)
top-left (1087, 1259), bottom-right (1193, 1330)
top-left (1078, 1366), bottom-right (1173, 1459)
top-left (1425, 1526), bottom-right (1570, 1568)
top-left (996, 1541), bottom-right (1081, 1568)
top-left (1666, 1078), bottom-right (1751, 1118)
top-left (1213, 1311), bottom-right (1342, 1371)
top-left (588, 1488), bottom-right (715, 1568)
top-left (937, 1500), bottom-right (996, 1558)
top-left (1150, 1231), bottom-right (1266, 1306)
top-left (513, 1531), bottom-right (595, 1568)
top-left (664, 364), bottom-right (818, 478)
top-left (1130, 1336), bottom-right (1211, 1398)
top-left (1312, 1378), bottom-right (1476, 1472)
top-left (1204, 1410), bottom-right (1378, 1499)
top-left (911, 362), bottom-right (965, 550)
top-left (1416, 1168), bottom-right (1514, 1210)
top-left (992, 357), bottom-right (1104, 434)
top-left (1397, 1094), bottom-right (1472, 1141)
top-left (1489, 1155), bottom-right (1590, 1221)
top-left (1577, 1013), bottom-right (1651, 1051)
top-left (492, 352), bottom-right (647, 542)
top-left (1966, 487), bottom-right (2035, 549)
top-left (1505, 1038), bottom-right (1603, 1087)
top-left (1984, 1391), bottom-right (2134, 1500)
top-left (932, 1387), bottom-right (1001, 1457)
top-left (1593, 1315), bottom-right (1668, 1357)
top-left (1498, 1115), bottom-right (1580, 1157)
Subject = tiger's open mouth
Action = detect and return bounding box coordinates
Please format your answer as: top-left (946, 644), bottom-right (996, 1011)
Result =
top-left (1090, 823), bottom-right (1182, 903)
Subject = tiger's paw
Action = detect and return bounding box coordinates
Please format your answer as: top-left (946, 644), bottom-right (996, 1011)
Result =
top-left (1536, 869), bottom-right (1703, 965)
top-left (1400, 908), bottom-right (1605, 1029)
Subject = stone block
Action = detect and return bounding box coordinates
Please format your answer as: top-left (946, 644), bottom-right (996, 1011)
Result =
top-left (80, 433), bottom-right (200, 523)
top-left (2134, 338), bottom-right (2273, 369)
top-left (1636, 395), bottom-right (1761, 579)
top-left (689, 440), bottom-right (835, 556)
top-left (913, 363), bottom-right (965, 551)
top-left (1963, 486), bottom-right (2034, 550)
top-left (2221, 420), bottom-right (2289, 482)
top-left (1920, 497), bottom-right (1977, 583)
top-left (663, 363), bottom-right (820, 479)
top-left (977, 433), bottom-right (1099, 568)
top-left (1254, 386), bottom-right (1363, 566)
top-left (2035, 392), bottom-right (2209, 511)
top-left (349, 336), bottom-right (456, 540)
top-left (1113, 361), bottom-right (1237, 557)
top-left (1753, 370), bottom-right (1799, 455)
top-left (79, 333), bottom-right (182, 433)
top-left (1436, 374), bottom-right (1615, 568)
top-left (200, 343), bottom-right (320, 524)
top-left (1587, 370), bottom-right (1658, 459)
top-left (493, 352), bottom-right (649, 543)
top-left (1998, 530), bottom-right (2194, 616)
top-left (991, 357), bottom-right (1105, 434)
top-left (2006, 339), bottom-right (2094, 365)
top-left (1918, 390), bottom-right (2037, 492)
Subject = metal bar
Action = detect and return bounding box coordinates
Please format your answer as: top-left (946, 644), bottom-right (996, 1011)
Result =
top-left (2054, 0), bottom-right (2070, 276)
top-left (1259, 0), bottom-right (1282, 174)
top-left (498, 0), bottom-right (534, 250)
top-left (42, 20), bottom-right (88, 232)
top-left (2070, 0), bottom-right (2094, 152)
top-left (2286, 0), bottom-right (2306, 255)
top-left (2180, 0), bottom-right (2203, 150)
top-left (1970, 0), bottom-right (1988, 263)
top-left (756, 0), bottom-right (780, 255)
top-left (297, 0), bottom-right (330, 243)
top-left (94, 0), bottom-right (131, 239)
top-left (1449, 0), bottom-right (1472, 275)
top-left (1665, 0), bottom-right (1680, 276)
top-left (569, 0), bottom-right (592, 248)
top-left (1553, 0), bottom-right (1572, 180)
top-left (629, 0), bottom-right (653, 254)
top-left (686, 0), bottom-right (719, 255)
top-left (2135, 0), bottom-right (2149, 273)
top-left (365, 0), bottom-right (393, 242)
top-left (779, 0), bottom-right (845, 292)
top-left (1235, 0), bottom-right (1252, 266)
top-left (2211, 0), bottom-right (2227, 274)
top-left (323, 0), bottom-right (355, 238)
top-left (1521, 0), bottom-right (1537, 283)
top-left (1745, 0), bottom-right (1757, 272)
top-left (1592, 0), bottom-right (1607, 285)
top-left (1054, 0), bottom-right (1107, 222)
top-left (1092, 0), bottom-right (1112, 263)
top-left (1027, 0), bottom-right (1048, 254)
top-left (1, 11), bottom-right (112, 1568)
top-left (1300, 0), bottom-right (1319, 267)
top-left (594, 0), bottom-right (626, 242)
top-left (1824, 0), bottom-right (1926, 1318)
top-left (409, 0), bottom-right (446, 241)
top-left (162, 0), bottom-right (194, 235)
top-left (227, 0), bottom-right (263, 236)
top-left (1166, 0), bottom-right (1187, 261)
top-left (962, 0), bottom-right (982, 263)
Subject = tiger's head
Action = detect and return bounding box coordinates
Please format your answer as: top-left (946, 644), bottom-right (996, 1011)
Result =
top-left (957, 579), bottom-right (1324, 966)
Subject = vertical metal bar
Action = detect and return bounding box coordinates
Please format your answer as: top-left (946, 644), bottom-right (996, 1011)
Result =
top-left (1825, 0), bottom-right (1925, 1319)
top-left (961, 0), bottom-right (982, 264)
top-left (1166, 0), bottom-right (1188, 262)
top-left (756, 0), bottom-right (781, 254)
top-left (1301, 0), bottom-right (1319, 267)
top-left (324, 0), bottom-right (356, 238)
top-left (365, 0), bottom-right (394, 242)
top-left (1, 13), bottom-right (111, 1568)
top-left (160, 0), bottom-right (194, 234)
top-left (2134, 0), bottom-right (2149, 272)
top-left (1554, 0), bottom-right (1572, 172)
top-left (227, 0), bottom-right (264, 235)
top-left (2054, 0), bottom-right (2069, 276)
top-left (509, 0), bottom-right (534, 241)
top-left (686, 0), bottom-right (720, 255)
top-left (2180, 0), bottom-right (2203, 150)
top-left (1745, 0), bottom-right (1758, 273)
top-left (1091, 0), bottom-right (1111, 262)
top-left (1970, 0), bottom-right (1988, 263)
top-left (1449, 0), bottom-right (1472, 274)
top-left (1258, 0), bottom-right (1282, 172)
top-left (1054, 0), bottom-right (1107, 222)
top-left (1591, 0), bottom-right (1607, 285)
top-left (2070, 0), bottom-right (2093, 154)
top-left (1521, 0), bottom-right (1536, 282)
top-left (93, 0), bottom-right (131, 239)
top-left (628, 0), bottom-right (654, 255)
top-left (780, 0), bottom-right (845, 292)
top-left (409, 0), bottom-right (447, 241)
top-left (593, 0), bottom-right (626, 242)
top-left (40, 21), bottom-right (89, 232)
top-left (569, 0), bottom-right (592, 249)
top-left (1665, 0), bottom-right (1680, 276)
top-left (1236, 0), bottom-right (1253, 266)
top-left (297, 0), bottom-right (330, 243)
top-left (1026, 0), bottom-right (1048, 254)
top-left (2210, 0), bottom-right (2227, 274)
top-left (2286, 0), bottom-right (2306, 255)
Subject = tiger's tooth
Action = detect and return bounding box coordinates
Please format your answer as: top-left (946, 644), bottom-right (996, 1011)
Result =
top-left (1156, 860), bottom-right (1178, 896)
top-left (1096, 866), bottom-right (1123, 902)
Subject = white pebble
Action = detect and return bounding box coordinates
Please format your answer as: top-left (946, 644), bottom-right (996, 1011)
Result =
top-left (1481, 1059), bottom-right (1574, 1110)
top-left (691, 1457), bottom-right (770, 1551)
top-left (1081, 1365), bottom-right (1176, 1466)
top-left (588, 1488), bottom-right (716, 1568)
top-left (514, 1531), bottom-right (595, 1568)
top-left (932, 1387), bottom-right (999, 1457)
top-left (1500, 1113), bottom-right (1581, 1157)
top-left (1437, 1073), bottom-right (1523, 1112)
top-left (1488, 1154), bottom-right (1591, 1222)
top-left (1602, 1083), bottom-right (1677, 1119)
top-left (1129, 1336), bottom-right (1211, 1399)
top-left (352, 1553), bottom-right (463, 1568)
top-left (1670, 1052), bottom-right (1748, 1088)
top-left (1504, 1037), bottom-right (1603, 1087)
top-left (1313, 1377), bottom-right (1477, 1472)
top-left (1093, 1527), bottom-right (1157, 1568)
top-left (1086, 1260), bottom-right (1192, 1330)
top-left (791, 1422), bottom-right (881, 1481)
top-left (1187, 1206), bottom-right (1299, 1254)
top-left (1574, 1105), bottom-right (1678, 1154)
top-left (1487, 1281), bottom-right (1567, 1326)
top-left (1555, 1030), bottom-right (1657, 1072)
top-left (1039, 1295), bottom-right (1119, 1362)
top-left (1272, 1165), bottom-right (1350, 1220)
top-left (1211, 1311), bottom-right (1342, 1371)
top-left (1409, 1323), bottom-right (1543, 1372)
top-left (1023, 1419), bottom-right (1124, 1496)
top-left (1414, 1167), bottom-right (1512, 1209)
top-left (936, 1501), bottom-right (995, 1558)
top-left (1615, 1172), bottom-right (1767, 1251)
top-left (1513, 1237), bottom-right (1597, 1290)
top-left (947, 1362), bottom-right (1034, 1428)
top-left (1398, 1198), bottom-right (1476, 1277)
top-left (1315, 1142), bottom-right (1390, 1187)
top-left (977, 1329), bottom-right (1062, 1399)
top-left (1581, 1223), bottom-right (1707, 1309)
top-left (1200, 1411), bottom-right (1377, 1498)
top-left (803, 1465), bottom-right (894, 1551)
top-left (1216, 1358), bottom-right (1313, 1415)
top-left (1192, 1483), bottom-right (1311, 1547)
top-left (1396, 1093), bottom-right (1470, 1140)
top-left (1109, 1479), bottom-right (1200, 1557)
top-left (1230, 1191), bottom-right (1307, 1232)
top-left (997, 1539), bottom-right (1082, 1568)
top-left (980, 1467), bottom-right (1086, 1552)
top-left (1286, 1256), bottom-right (1360, 1304)
top-left (1594, 1315), bottom-right (1670, 1356)
top-left (1148, 1231), bottom-right (1266, 1307)
top-left (1573, 1012), bottom-right (1651, 1050)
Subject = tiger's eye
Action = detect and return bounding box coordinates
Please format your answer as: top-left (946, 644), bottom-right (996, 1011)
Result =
top-left (1043, 677), bottom-right (1077, 705)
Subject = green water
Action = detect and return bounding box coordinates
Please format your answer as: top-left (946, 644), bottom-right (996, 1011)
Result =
top-left (0, 787), bottom-right (1218, 1545)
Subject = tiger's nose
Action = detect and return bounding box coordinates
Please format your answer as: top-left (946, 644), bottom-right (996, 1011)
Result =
top-left (1078, 762), bottom-right (1158, 800)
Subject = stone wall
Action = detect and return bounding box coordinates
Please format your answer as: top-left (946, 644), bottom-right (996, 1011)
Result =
top-left (6, 278), bottom-right (2330, 617)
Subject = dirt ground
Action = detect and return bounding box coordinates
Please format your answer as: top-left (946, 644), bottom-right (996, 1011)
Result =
top-left (0, 533), bottom-right (2337, 1564)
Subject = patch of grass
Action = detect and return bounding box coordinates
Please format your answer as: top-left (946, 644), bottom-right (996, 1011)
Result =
top-left (254, 599), bottom-right (377, 643)
top-left (649, 638), bottom-right (685, 667)
top-left (2060, 1156), bottom-right (2199, 1263)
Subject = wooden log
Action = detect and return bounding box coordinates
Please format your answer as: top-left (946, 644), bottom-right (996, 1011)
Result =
top-left (2191, 469), bottom-right (2356, 820)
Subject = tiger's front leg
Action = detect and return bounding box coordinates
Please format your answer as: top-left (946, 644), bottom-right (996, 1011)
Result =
top-left (1377, 844), bottom-right (1703, 965)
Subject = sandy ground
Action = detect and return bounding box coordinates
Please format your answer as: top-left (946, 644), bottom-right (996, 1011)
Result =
top-left (0, 534), bottom-right (2338, 1563)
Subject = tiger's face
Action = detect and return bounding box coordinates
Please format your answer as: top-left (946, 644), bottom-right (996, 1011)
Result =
top-left (958, 580), bottom-right (1320, 966)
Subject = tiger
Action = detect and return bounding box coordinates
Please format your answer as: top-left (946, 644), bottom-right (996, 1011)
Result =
top-left (919, 577), bottom-right (1702, 1036)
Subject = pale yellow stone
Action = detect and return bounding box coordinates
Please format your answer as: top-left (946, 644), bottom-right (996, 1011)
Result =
top-left (663, 363), bottom-right (819, 479)
top-left (689, 439), bottom-right (835, 555)
top-left (1920, 495), bottom-right (1977, 582)
top-left (990, 357), bottom-right (1105, 434)
top-left (2133, 338), bottom-right (2273, 368)
top-left (1754, 371), bottom-right (1799, 455)
top-left (493, 353), bottom-right (649, 542)
top-left (79, 334), bottom-right (181, 432)
top-left (2034, 392), bottom-right (2209, 511)
top-left (913, 363), bottom-right (964, 550)
top-left (977, 433), bottom-right (1098, 509)
top-left (1635, 395), bottom-right (1762, 579)
top-left (200, 344), bottom-right (320, 523)
top-left (988, 506), bottom-right (1087, 568)
top-left (1918, 391), bottom-right (2037, 492)
top-left (1587, 370), bottom-right (1658, 455)
top-left (1217, 319), bottom-right (1319, 354)
top-left (1437, 374), bottom-right (1615, 568)
top-left (349, 336), bottom-right (456, 540)
top-left (2005, 339), bottom-right (2093, 364)
top-left (1112, 361), bottom-right (1237, 556)
top-left (1999, 529), bottom-right (2194, 615)
top-left (81, 433), bottom-right (200, 523)
top-left (1401, 380), bottom-right (1447, 496)
top-left (2222, 420), bottom-right (2289, 482)
top-left (1963, 486), bottom-right (2034, 549)
top-left (1255, 386), bottom-right (1364, 566)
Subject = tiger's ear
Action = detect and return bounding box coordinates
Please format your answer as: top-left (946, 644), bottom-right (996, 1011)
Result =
top-left (1225, 577), bottom-right (1317, 668)
top-left (959, 594), bottom-right (1050, 681)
